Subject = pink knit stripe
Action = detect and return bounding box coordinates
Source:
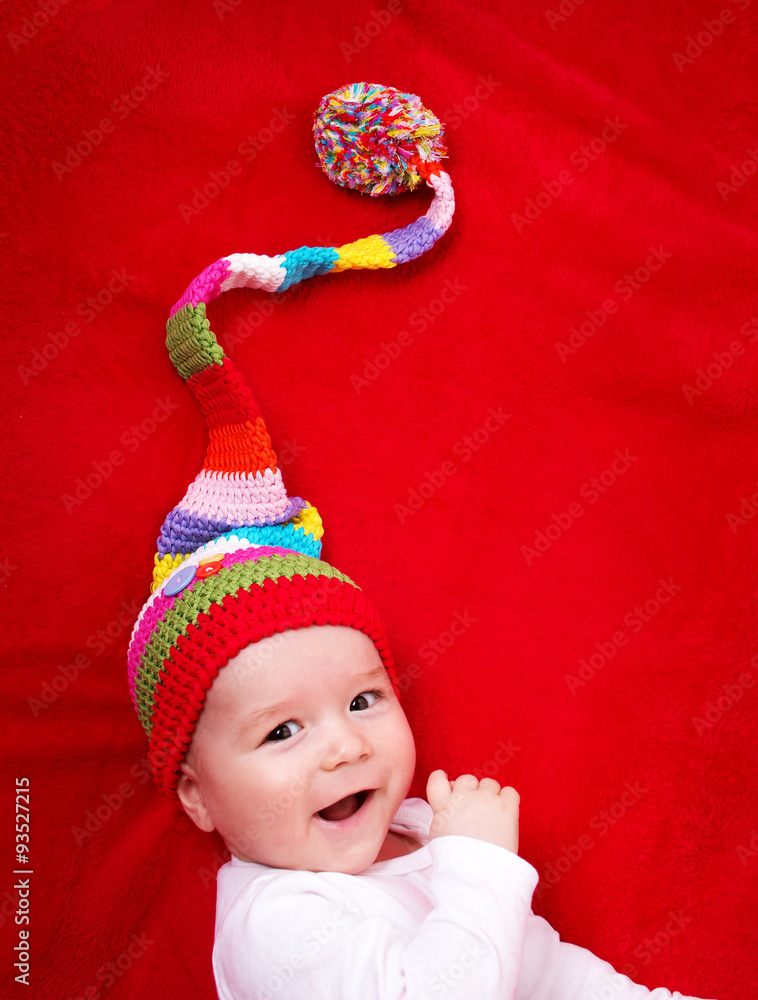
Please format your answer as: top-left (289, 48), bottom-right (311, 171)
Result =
top-left (424, 171), bottom-right (455, 232)
top-left (127, 591), bottom-right (181, 707)
top-left (221, 544), bottom-right (295, 569)
top-left (177, 468), bottom-right (292, 524)
top-left (169, 258), bottom-right (232, 317)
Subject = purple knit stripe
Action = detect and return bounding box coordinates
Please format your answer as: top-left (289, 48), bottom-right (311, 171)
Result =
top-left (157, 497), bottom-right (308, 556)
top-left (382, 216), bottom-right (441, 264)
top-left (169, 259), bottom-right (232, 317)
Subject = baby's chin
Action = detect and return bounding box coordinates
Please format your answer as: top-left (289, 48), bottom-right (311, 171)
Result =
top-left (307, 839), bottom-right (386, 874)
top-left (227, 837), bottom-right (384, 874)
top-left (310, 854), bottom-right (379, 875)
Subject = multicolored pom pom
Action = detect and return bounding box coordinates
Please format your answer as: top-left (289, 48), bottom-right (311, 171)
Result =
top-left (313, 81), bottom-right (447, 196)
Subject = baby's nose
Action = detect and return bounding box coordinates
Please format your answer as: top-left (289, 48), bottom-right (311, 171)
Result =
top-left (321, 721), bottom-right (372, 769)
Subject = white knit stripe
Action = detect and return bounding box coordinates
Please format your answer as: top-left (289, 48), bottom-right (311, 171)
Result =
top-left (220, 253), bottom-right (288, 294)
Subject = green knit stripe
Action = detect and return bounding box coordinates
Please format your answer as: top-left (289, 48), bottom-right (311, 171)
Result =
top-left (135, 552), bottom-right (358, 733)
top-left (165, 303), bottom-right (225, 380)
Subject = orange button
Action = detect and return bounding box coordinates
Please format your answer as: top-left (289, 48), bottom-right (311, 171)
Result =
top-left (195, 562), bottom-right (221, 579)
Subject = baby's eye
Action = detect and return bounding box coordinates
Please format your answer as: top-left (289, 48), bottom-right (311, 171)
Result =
top-left (350, 690), bottom-right (381, 712)
top-left (264, 720), bottom-right (302, 743)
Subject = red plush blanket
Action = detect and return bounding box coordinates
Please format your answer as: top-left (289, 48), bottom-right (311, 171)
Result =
top-left (4, 1), bottom-right (757, 998)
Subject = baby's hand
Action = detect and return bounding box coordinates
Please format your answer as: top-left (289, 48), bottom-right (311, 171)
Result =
top-left (426, 771), bottom-right (520, 855)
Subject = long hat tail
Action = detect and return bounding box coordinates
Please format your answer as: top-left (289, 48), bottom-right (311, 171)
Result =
top-left (152, 82), bottom-right (454, 592)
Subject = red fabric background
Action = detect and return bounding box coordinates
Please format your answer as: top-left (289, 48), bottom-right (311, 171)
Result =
top-left (3, 1), bottom-right (757, 998)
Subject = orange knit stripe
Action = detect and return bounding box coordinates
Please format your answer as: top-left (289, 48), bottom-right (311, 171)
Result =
top-left (202, 417), bottom-right (278, 474)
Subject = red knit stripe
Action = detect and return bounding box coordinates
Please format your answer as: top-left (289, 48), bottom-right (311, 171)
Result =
top-left (187, 357), bottom-right (264, 429)
top-left (148, 574), bottom-right (397, 798)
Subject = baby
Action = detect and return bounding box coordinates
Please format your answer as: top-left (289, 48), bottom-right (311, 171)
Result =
top-left (126, 81), bottom-right (718, 1000)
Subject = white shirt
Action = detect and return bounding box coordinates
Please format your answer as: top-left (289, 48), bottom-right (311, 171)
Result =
top-left (213, 797), bottom-right (715, 1000)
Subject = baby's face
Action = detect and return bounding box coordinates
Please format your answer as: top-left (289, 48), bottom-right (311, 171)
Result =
top-left (177, 625), bottom-right (416, 874)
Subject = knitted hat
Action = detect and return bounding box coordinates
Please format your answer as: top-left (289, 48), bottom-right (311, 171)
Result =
top-left (127, 82), bottom-right (455, 798)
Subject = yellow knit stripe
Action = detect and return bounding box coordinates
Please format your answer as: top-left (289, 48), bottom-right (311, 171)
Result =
top-left (152, 552), bottom-right (187, 593)
top-left (332, 234), bottom-right (397, 272)
top-left (291, 502), bottom-right (324, 540)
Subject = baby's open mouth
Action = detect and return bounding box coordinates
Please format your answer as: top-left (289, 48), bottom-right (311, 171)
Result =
top-left (317, 789), bottom-right (371, 822)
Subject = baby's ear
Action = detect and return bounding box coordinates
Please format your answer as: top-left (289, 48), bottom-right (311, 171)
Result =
top-left (176, 763), bottom-right (216, 833)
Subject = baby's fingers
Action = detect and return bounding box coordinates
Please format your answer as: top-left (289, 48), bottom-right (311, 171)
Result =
top-left (499, 785), bottom-right (520, 806)
top-left (451, 774), bottom-right (480, 790)
top-left (426, 769), bottom-right (452, 810)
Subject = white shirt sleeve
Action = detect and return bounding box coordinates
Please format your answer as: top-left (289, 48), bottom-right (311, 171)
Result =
top-left (214, 834), bottom-right (539, 1000)
top-left (515, 912), bottom-right (717, 1000)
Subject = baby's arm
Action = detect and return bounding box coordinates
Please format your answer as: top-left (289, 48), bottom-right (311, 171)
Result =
top-left (516, 913), bottom-right (717, 1000)
top-left (428, 773), bottom-right (718, 1000)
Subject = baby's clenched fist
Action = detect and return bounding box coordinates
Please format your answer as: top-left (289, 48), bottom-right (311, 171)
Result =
top-left (426, 770), bottom-right (520, 856)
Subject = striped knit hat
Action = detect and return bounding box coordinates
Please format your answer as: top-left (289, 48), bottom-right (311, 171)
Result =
top-left (127, 82), bottom-right (455, 798)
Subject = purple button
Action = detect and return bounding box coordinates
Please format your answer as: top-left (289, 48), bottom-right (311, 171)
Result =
top-left (163, 563), bottom-right (197, 597)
